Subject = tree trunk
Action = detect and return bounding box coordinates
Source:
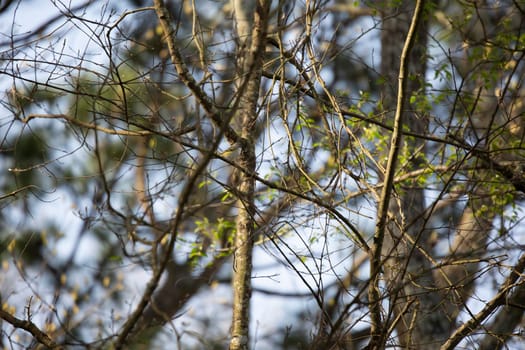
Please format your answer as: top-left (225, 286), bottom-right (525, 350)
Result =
top-left (375, 1), bottom-right (452, 348)
top-left (229, 1), bottom-right (270, 349)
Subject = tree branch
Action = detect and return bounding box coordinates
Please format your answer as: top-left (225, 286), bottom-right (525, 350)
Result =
top-left (23, 113), bottom-right (194, 137)
top-left (478, 279), bottom-right (525, 350)
top-left (0, 308), bottom-right (62, 349)
top-left (368, 0), bottom-right (426, 347)
top-left (152, 0), bottom-right (239, 145)
top-left (441, 253), bottom-right (525, 350)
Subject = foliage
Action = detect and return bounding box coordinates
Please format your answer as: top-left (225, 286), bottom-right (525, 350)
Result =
top-left (1, 0), bottom-right (525, 349)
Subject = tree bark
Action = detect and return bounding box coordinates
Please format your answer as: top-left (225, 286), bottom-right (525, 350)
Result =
top-left (374, 1), bottom-right (453, 348)
top-left (369, 0), bottom-right (427, 347)
top-left (229, 1), bottom-right (270, 349)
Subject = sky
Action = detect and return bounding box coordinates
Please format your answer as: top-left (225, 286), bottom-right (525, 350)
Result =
top-left (2, 1), bottom-right (525, 349)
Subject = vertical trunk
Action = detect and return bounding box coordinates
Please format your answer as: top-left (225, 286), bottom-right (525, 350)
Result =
top-left (230, 143), bottom-right (256, 350)
top-left (377, 3), bottom-right (504, 348)
top-left (375, 1), bottom-right (452, 348)
top-left (229, 1), bottom-right (270, 349)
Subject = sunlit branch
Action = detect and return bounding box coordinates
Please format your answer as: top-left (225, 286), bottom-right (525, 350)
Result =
top-left (368, 0), bottom-right (425, 347)
top-left (0, 309), bottom-right (62, 349)
top-left (442, 253), bottom-right (525, 350)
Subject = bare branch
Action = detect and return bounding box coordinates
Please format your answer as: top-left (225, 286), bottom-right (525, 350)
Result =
top-left (0, 309), bottom-right (62, 349)
top-left (368, 1), bottom-right (426, 347)
top-left (441, 253), bottom-right (525, 350)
